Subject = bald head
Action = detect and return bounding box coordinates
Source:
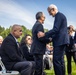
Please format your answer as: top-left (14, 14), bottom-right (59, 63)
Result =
top-left (11, 24), bottom-right (21, 32)
top-left (11, 24), bottom-right (22, 39)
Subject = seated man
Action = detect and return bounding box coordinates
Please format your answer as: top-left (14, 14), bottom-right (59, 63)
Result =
top-left (0, 24), bottom-right (35, 75)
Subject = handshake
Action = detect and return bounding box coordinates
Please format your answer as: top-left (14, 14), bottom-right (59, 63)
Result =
top-left (37, 31), bottom-right (52, 42)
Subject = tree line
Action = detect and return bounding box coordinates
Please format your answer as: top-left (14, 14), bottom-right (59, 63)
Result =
top-left (0, 25), bottom-right (32, 39)
top-left (0, 25), bottom-right (48, 39)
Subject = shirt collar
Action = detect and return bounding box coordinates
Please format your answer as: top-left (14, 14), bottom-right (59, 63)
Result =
top-left (11, 33), bottom-right (18, 42)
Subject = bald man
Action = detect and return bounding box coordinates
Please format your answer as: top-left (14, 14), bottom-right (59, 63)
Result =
top-left (0, 24), bottom-right (35, 75)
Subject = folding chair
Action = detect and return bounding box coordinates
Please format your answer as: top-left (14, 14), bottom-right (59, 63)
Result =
top-left (0, 57), bottom-right (20, 75)
top-left (43, 54), bottom-right (53, 70)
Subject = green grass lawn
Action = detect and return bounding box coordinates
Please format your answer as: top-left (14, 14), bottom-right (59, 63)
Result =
top-left (45, 55), bottom-right (76, 75)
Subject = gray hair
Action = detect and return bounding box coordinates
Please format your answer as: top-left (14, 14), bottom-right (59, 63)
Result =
top-left (36, 12), bottom-right (43, 20)
top-left (48, 4), bottom-right (58, 10)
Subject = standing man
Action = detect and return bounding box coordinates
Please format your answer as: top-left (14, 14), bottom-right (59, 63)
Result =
top-left (31, 12), bottom-right (51, 75)
top-left (0, 24), bottom-right (35, 75)
top-left (38, 4), bottom-right (69, 75)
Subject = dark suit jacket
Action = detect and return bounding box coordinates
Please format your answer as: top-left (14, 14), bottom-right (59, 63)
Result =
top-left (20, 43), bottom-right (34, 61)
top-left (74, 32), bottom-right (76, 44)
top-left (45, 12), bottom-right (69, 46)
top-left (31, 21), bottom-right (50, 55)
top-left (0, 34), bottom-right (25, 70)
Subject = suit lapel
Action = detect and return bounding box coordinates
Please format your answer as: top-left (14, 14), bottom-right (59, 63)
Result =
top-left (9, 34), bottom-right (22, 55)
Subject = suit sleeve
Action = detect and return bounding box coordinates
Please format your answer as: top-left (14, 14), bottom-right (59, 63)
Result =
top-left (45, 14), bottom-right (62, 38)
top-left (4, 38), bottom-right (23, 61)
top-left (74, 32), bottom-right (76, 43)
top-left (37, 24), bottom-right (50, 43)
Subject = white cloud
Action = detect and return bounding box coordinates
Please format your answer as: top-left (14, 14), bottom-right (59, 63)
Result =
top-left (0, 0), bottom-right (53, 29)
top-left (0, 0), bottom-right (35, 26)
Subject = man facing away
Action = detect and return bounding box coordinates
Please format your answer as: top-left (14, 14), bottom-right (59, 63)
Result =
top-left (38, 4), bottom-right (69, 75)
top-left (31, 12), bottom-right (51, 75)
top-left (0, 24), bottom-right (35, 75)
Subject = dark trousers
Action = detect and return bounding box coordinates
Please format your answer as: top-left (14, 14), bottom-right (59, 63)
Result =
top-left (34, 54), bottom-right (44, 75)
top-left (53, 45), bottom-right (66, 75)
top-left (66, 51), bottom-right (76, 74)
top-left (13, 61), bottom-right (35, 75)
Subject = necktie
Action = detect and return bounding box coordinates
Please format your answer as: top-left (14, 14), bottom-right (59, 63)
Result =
top-left (17, 42), bottom-right (20, 48)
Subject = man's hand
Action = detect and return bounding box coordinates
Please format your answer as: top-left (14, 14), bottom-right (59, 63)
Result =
top-left (37, 31), bottom-right (45, 38)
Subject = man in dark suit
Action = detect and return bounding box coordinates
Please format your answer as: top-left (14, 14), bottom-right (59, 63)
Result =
top-left (38, 4), bottom-right (69, 75)
top-left (0, 24), bottom-right (35, 75)
top-left (31, 12), bottom-right (51, 75)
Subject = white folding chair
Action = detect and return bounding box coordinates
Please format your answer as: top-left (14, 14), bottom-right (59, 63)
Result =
top-left (0, 57), bottom-right (20, 75)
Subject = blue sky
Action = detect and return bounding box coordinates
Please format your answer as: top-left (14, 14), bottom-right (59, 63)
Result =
top-left (0, 0), bottom-right (76, 30)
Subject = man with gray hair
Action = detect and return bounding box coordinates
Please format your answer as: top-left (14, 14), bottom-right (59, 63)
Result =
top-left (31, 12), bottom-right (51, 75)
top-left (0, 24), bottom-right (35, 75)
top-left (38, 4), bottom-right (69, 75)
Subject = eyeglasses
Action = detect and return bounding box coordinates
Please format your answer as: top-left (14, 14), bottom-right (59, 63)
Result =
top-left (48, 8), bottom-right (53, 13)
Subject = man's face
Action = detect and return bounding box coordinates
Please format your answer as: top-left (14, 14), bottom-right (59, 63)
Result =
top-left (40, 14), bottom-right (45, 24)
top-left (0, 38), bottom-right (3, 45)
top-left (13, 26), bottom-right (22, 39)
top-left (48, 8), bottom-right (56, 17)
